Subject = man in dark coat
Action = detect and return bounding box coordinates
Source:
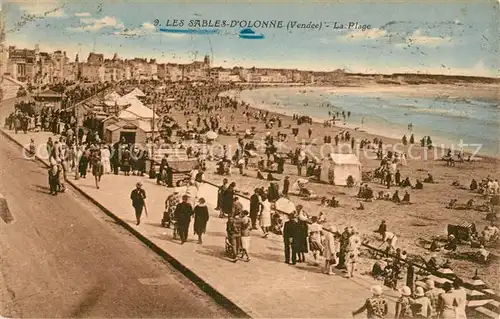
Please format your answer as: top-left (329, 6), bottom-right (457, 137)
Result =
top-left (283, 213), bottom-right (299, 264)
top-left (174, 195), bottom-right (194, 244)
top-left (249, 188), bottom-right (261, 230)
top-left (130, 182), bottom-right (146, 225)
top-left (217, 178), bottom-right (228, 217)
top-left (221, 182), bottom-right (236, 218)
top-left (282, 176), bottom-right (290, 197)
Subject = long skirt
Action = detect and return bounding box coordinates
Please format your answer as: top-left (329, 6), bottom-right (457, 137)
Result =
top-left (241, 236), bottom-right (251, 252)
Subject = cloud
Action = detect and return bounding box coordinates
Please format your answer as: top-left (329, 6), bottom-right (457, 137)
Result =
top-left (74, 12), bottom-right (91, 17)
top-left (114, 22), bottom-right (159, 37)
top-left (68, 16), bottom-right (124, 32)
top-left (338, 28), bottom-right (387, 41)
top-left (18, 0), bottom-right (66, 18)
top-left (406, 29), bottom-right (452, 46)
top-left (142, 22), bottom-right (156, 30)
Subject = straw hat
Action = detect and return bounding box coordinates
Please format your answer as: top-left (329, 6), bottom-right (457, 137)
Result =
top-left (370, 285), bottom-right (383, 296)
top-left (426, 279), bottom-right (436, 289)
top-left (415, 287), bottom-right (425, 297)
top-left (399, 286), bottom-right (412, 296)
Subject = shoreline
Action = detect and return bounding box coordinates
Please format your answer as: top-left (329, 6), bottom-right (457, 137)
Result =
top-left (221, 84), bottom-right (499, 161)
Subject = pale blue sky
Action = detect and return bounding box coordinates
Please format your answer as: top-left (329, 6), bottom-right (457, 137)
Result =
top-left (3, 0), bottom-right (499, 77)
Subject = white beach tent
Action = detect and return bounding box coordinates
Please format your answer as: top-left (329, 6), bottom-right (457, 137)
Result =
top-left (103, 91), bottom-right (122, 107)
top-left (127, 87), bottom-right (146, 97)
top-left (320, 153), bottom-right (362, 186)
top-left (115, 94), bottom-right (143, 107)
top-left (118, 99), bottom-right (159, 120)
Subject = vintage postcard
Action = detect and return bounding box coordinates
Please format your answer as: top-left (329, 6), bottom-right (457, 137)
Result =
top-left (0, 0), bottom-right (499, 318)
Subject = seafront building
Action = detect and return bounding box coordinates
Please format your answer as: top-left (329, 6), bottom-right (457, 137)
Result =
top-left (2, 44), bottom-right (318, 86)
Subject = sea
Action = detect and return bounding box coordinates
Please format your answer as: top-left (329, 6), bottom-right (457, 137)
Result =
top-left (224, 87), bottom-right (500, 157)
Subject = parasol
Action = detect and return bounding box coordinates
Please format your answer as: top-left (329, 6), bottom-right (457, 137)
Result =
top-left (275, 197), bottom-right (296, 214)
top-left (206, 131), bottom-right (218, 140)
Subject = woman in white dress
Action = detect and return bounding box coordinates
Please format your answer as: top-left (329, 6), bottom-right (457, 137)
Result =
top-left (259, 194), bottom-right (272, 237)
top-left (322, 225), bottom-right (337, 275)
top-left (101, 145), bottom-right (111, 174)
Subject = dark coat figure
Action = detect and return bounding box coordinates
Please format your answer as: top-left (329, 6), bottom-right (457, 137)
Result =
top-left (111, 142), bottom-right (121, 175)
top-left (295, 220), bottom-right (309, 262)
top-left (79, 150), bottom-right (89, 178)
top-left (221, 184), bottom-right (235, 217)
top-left (249, 192), bottom-right (261, 229)
top-left (174, 200), bottom-right (193, 243)
top-left (130, 185), bottom-right (146, 225)
top-left (193, 203), bottom-right (209, 243)
top-left (395, 170), bottom-right (401, 186)
top-left (157, 156), bottom-right (169, 184)
top-left (217, 182), bottom-right (228, 210)
top-left (282, 177), bottom-right (290, 196)
top-left (48, 165), bottom-right (60, 195)
top-left (283, 218), bottom-right (299, 264)
top-left (121, 149), bottom-right (131, 175)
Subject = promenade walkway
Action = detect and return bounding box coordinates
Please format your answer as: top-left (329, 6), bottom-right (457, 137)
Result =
top-left (2, 129), bottom-right (400, 318)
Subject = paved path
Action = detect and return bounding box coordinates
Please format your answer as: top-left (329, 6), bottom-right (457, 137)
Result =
top-left (2, 129), bottom-right (400, 318)
top-left (0, 132), bottom-right (233, 318)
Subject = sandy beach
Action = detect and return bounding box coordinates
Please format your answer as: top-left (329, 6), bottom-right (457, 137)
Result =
top-left (192, 83), bottom-right (500, 289)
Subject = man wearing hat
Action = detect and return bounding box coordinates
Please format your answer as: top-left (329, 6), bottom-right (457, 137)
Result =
top-left (424, 279), bottom-right (444, 318)
top-left (352, 285), bottom-right (388, 318)
top-left (411, 286), bottom-right (432, 318)
top-left (130, 182), bottom-right (146, 225)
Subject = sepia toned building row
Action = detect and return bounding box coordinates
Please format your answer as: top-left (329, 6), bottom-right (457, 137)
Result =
top-left (2, 44), bottom-right (318, 85)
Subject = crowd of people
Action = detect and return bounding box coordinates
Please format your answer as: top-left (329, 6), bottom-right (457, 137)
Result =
top-left (352, 278), bottom-right (467, 318)
top-left (12, 79), bottom-right (498, 318)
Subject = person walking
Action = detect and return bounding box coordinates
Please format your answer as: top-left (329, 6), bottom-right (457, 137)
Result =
top-left (345, 227), bottom-right (361, 278)
top-left (221, 182), bottom-right (236, 218)
top-left (92, 153), bottom-right (103, 189)
top-left (395, 286), bottom-right (414, 319)
top-left (352, 285), bottom-right (388, 318)
top-left (174, 195), bottom-right (194, 244)
top-left (216, 178), bottom-right (228, 215)
top-left (226, 212), bottom-right (242, 262)
top-left (424, 279), bottom-right (444, 318)
top-left (283, 213), bottom-right (298, 264)
top-left (282, 176), bottom-right (290, 196)
top-left (437, 282), bottom-right (458, 319)
top-left (240, 210), bottom-right (251, 261)
top-left (411, 287), bottom-right (432, 318)
top-left (322, 225), bottom-right (337, 275)
top-left (249, 188), bottom-right (262, 229)
top-left (28, 138), bottom-right (36, 160)
top-left (78, 148), bottom-right (89, 178)
top-left (308, 216), bottom-right (323, 262)
top-left (193, 198), bottom-right (209, 244)
top-left (259, 194), bottom-right (272, 237)
top-left (295, 217), bottom-right (309, 263)
top-left (130, 182), bottom-right (146, 225)
top-left (101, 145), bottom-right (111, 174)
top-left (452, 279), bottom-right (467, 319)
